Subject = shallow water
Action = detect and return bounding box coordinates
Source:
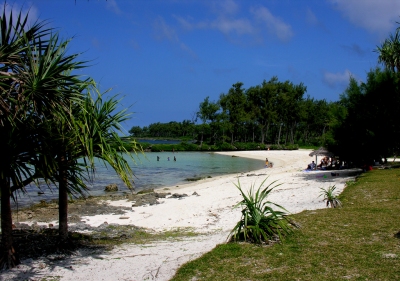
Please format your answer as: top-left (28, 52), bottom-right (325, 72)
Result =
top-left (12, 152), bottom-right (264, 208)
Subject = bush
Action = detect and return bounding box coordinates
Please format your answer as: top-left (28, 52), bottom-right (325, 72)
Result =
top-left (229, 178), bottom-right (295, 244)
top-left (234, 142), bottom-right (266, 150)
top-left (217, 142), bottom-right (236, 151)
top-left (319, 185), bottom-right (342, 208)
top-left (268, 144), bottom-right (299, 150)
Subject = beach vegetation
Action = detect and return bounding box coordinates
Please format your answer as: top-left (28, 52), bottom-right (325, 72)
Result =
top-left (0, 6), bottom-right (138, 268)
top-left (137, 141), bottom-right (299, 152)
top-left (229, 178), bottom-right (294, 244)
top-left (319, 185), bottom-right (342, 208)
top-left (328, 67), bottom-right (400, 166)
top-left (55, 90), bottom-right (139, 245)
top-left (130, 77), bottom-right (324, 148)
top-left (172, 167), bottom-right (400, 281)
top-left (0, 7), bottom-right (83, 268)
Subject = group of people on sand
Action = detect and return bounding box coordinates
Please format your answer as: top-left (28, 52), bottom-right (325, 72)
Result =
top-left (265, 158), bottom-right (273, 168)
top-left (306, 156), bottom-right (341, 170)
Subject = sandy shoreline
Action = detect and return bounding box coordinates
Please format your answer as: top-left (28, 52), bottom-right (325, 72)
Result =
top-left (2, 150), bottom-right (360, 281)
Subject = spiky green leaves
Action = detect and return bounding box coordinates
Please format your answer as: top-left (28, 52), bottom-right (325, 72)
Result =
top-left (229, 178), bottom-right (295, 244)
top-left (319, 185), bottom-right (342, 208)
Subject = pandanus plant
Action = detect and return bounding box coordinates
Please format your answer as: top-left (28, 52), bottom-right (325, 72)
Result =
top-left (320, 185), bottom-right (342, 208)
top-left (229, 178), bottom-right (295, 244)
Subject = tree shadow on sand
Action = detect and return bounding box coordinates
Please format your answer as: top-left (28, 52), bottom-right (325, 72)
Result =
top-left (0, 227), bottom-right (137, 280)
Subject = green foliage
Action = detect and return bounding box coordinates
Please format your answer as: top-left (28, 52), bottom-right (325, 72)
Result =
top-left (129, 77), bottom-right (339, 147)
top-left (233, 142), bottom-right (266, 150)
top-left (229, 178), bottom-right (294, 244)
top-left (330, 68), bottom-right (400, 164)
top-left (319, 185), bottom-right (342, 208)
top-left (268, 144), bottom-right (299, 150)
top-left (173, 168), bottom-right (400, 281)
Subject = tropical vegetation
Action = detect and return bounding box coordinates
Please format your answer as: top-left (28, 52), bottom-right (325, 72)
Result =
top-left (319, 185), bottom-right (342, 208)
top-left (171, 166), bottom-right (400, 281)
top-left (229, 179), bottom-right (294, 244)
top-left (0, 7), bottom-right (138, 269)
top-left (130, 24), bottom-right (400, 166)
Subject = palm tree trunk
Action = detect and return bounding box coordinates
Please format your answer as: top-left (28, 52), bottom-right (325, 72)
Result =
top-left (58, 154), bottom-right (69, 244)
top-left (0, 178), bottom-right (20, 269)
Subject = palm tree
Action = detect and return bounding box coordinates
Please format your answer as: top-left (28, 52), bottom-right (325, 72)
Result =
top-left (0, 4), bottom-right (141, 267)
top-left (54, 85), bottom-right (139, 244)
top-left (376, 31), bottom-right (400, 73)
top-left (0, 7), bottom-right (87, 268)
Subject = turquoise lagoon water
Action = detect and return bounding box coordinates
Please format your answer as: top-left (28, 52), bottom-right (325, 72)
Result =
top-left (12, 152), bottom-right (264, 208)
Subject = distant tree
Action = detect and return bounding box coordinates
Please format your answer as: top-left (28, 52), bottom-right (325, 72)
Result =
top-left (376, 30), bottom-right (400, 73)
top-left (219, 82), bottom-right (247, 144)
top-left (181, 119), bottom-right (195, 137)
top-left (197, 96), bottom-right (220, 145)
top-left (246, 78), bottom-right (280, 144)
top-left (129, 126), bottom-right (143, 137)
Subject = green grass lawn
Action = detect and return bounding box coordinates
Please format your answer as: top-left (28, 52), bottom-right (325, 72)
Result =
top-left (171, 167), bottom-right (400, 281)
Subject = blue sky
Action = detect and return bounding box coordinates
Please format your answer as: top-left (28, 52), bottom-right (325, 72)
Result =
top-left (4, 0), bottom-right (400, 131)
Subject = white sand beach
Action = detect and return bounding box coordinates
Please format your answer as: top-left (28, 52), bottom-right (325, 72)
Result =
top-left (2, 150), bottom-right (360, 281)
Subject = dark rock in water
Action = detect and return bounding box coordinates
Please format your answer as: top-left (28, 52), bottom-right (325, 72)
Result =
top-left (105, 184), bottom-right (118, 192)
top-left (192, 191), bottom-right (200, 196)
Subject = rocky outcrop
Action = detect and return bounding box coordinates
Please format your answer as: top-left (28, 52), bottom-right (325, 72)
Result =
top-left (105, 184), bottom-right (118, 192)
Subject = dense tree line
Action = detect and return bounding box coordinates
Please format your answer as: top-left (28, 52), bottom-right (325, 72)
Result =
top-left (325, 26), bottom-right (400, 165)
top-left (130, 24), bottom-right (400, 166)
top-left (130, 78), bottom-right (338, 148)
top-left (131, 24), bottom-right (400, 166)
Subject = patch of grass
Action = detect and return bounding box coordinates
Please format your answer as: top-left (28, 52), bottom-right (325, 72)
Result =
top-left (87, 226), bottom-right (199, 247)
top-left (171, 168), bottom-right (400, 281)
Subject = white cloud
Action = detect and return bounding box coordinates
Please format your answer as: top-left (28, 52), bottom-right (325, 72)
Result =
top-left (210, 17), bottom-right (254, 35)
top-left (153, 17), bottom-right (197, 59)
top-left (329, 0), bottom-right (400, 36)
top-left (106, 0), bottom-right (121, 15)
top-left (210, 0), bottom-right (239, 16)
top-left (154, 17), bottom-right (179, 42)
top-left (306, 8), bottom-right (318, 25)
top-left (250, 6), bottom-right (293, 42)
top-left (323, 69), bottom-right (353, 88)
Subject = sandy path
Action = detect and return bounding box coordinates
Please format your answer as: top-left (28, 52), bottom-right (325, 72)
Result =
top-left (1, 150), bottom-right (360, 281)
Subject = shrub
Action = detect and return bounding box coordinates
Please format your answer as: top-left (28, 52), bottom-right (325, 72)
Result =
top-left (234, 142), bottom-right (266, 150)
top-left (217, 142), bottom-right (236, 151)
top-left (229, 178), bottom-right (295, 244)
top-left (319, 185), bottom-right (342, 208)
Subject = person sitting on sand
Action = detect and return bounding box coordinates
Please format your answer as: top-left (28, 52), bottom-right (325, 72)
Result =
top-left (307, 161), bottom-right (316, 170)
top-left (317, 157), bottom-right (330, 169)
top-left (265, 158), bottom-right (269, 167)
